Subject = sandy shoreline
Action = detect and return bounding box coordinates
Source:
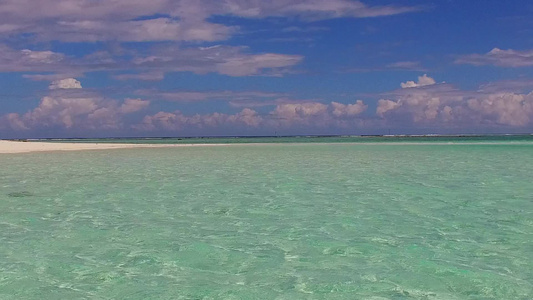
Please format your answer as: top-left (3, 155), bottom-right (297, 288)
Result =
top-left (0, 140), bottom-right (226, 154)
top-left (2, 139), bottom-right (529, 153)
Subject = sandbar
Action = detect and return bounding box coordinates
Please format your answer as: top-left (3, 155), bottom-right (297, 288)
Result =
top-left (0, 140), bottom-right (223, 154)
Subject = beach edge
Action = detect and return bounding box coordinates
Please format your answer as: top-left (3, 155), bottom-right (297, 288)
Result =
top-left (0, 140), bottom-right (228, 154)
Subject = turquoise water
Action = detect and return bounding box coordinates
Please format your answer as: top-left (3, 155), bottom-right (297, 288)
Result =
top-left (1, 140), bottom-right (532, 299)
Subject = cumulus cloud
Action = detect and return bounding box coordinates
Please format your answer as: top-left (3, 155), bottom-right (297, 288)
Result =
top-left (466, 93), bottom-right (533, 126)
top-left (331, 100), bottom-right (367, 117)
top-left (400, 74), bottom-right (436, 88)
top-left (377, 77), bottom-right (533, 127)
top-left (136, 100), bottom-right (368, 132)
top-left (5, 82), bottom-right (371, 133)
top-left (135, 108), bottom-right (263, 131)
top-left (231, 108), bottom-right (263, 127)
top-left (376, 99), bottom-right (400, 117)
top-left (271, 102), bottom-right (329, 126)
top-left (0, 79), bottom-right (150, 131)
top-left (455, 48), bottom-right (533, 67)
top-left (2, 96), bottom-right (151, 131)
top-left (119, 98), bottom-right (151, 114)
top-left (49, 78), bottom-right (82, 90)
top-left (2, 113), bottom-right (28, 131)
top-left (3, 96), bottom-right (103, 130)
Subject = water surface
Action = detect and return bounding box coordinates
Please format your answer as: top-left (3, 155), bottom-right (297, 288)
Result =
top-left (1, 141), bottom-right (532, 299)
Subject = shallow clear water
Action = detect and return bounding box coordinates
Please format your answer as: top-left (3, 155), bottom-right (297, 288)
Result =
top-left (1, 141), bottom-right (532, 299)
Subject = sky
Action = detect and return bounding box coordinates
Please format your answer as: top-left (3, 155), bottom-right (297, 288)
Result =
top-left (0, 0), bottom-right (532, 138)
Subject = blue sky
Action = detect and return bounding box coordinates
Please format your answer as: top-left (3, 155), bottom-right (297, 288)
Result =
top-left (0, 0), bottom-right (532, 138)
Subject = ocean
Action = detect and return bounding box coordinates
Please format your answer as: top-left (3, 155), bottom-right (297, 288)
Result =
top-left (1, 136), bottom-right (532, 299)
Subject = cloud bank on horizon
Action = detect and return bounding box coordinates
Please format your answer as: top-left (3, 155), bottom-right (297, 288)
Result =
top-left (0, 0), bottom-right (532, 137)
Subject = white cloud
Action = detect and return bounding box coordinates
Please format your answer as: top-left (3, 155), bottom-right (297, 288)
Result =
top-left (21, 49), bottom-right (63, 63)
top-left (23, 73), bottom-right (84, 81)
top-left (0, 46), bottom-right (68, 72)
top-left (377, 78), bottom-right (533, 127)
top-left (478, 79), bottom-right (533, 93)
top-left (376, 99), bottom-right (400, 117)
top-left (216, 53), bottom-right (303, 77)
top-left (134, 88), bottom-right (323, 109)
top-left (3, 96), bottom-right (151, 131)
top-left (49, 78), bottom-right (82, 90)
top-left (134, 99), bottom-right (368, 132)
top-left (135, 89), bottom-right (286, 103)
top-left (0, 0), bottom-right (418, 23)
top-left (228, 97), bottom-right (297, 108)
top-left (47, 18), bottom-right (234, 42)
top-left (466, 93), bottom-right (533, 126)
top-left (386, 61), bottom-right (425, 71)
top-left (220, 0), bottom-right (420, 19)
top-left (131, 45), bottom-right (303, 77)
top-left (331, 100), bottom-right (367, 117)
top-left (119, 98), bottom-right (151, 114)
top-left (9, 96), bottom-right (102, 129)
top-left (0, 0), bottom-right (419, 43)
top-left (270, 102), bottom-right (329, 127)
top-left (0, 44), bottom-right (303, 78)
top-left (229, 108), bottom-right (262, 127)
top-left (2, 113), bottom-right (28, 130)
top-left (0, 79), bottom-right (150, 131)
top-left (400, 74), bottom-right (436, 88)
top-left (135, 108), bottom-right (263, 131)
top-left (113, 72), bottom-right (165, 81)
top-left (455, 48), bottom-right (533, 67)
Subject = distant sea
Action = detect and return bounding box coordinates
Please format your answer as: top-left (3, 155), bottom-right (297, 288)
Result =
top-left (28, 134), bottom-right (533, 145)
top-left (1, 136), bottom-right (532, 299)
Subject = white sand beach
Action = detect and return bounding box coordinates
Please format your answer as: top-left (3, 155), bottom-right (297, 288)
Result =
top-left (0, 140), bottom-right (223, 154)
